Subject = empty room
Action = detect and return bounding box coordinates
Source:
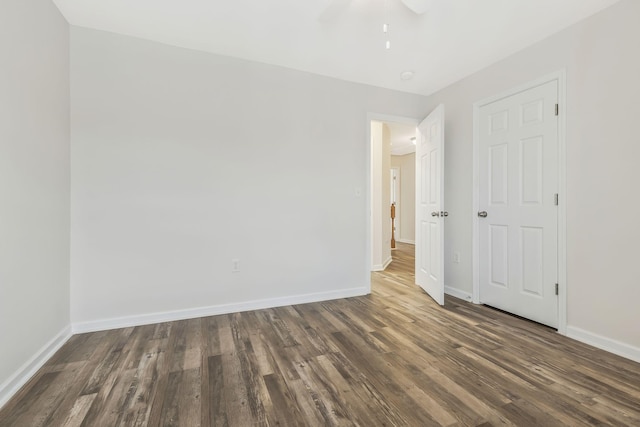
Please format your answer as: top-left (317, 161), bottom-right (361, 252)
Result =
top-left (1, 0), bottom-right (639, 425)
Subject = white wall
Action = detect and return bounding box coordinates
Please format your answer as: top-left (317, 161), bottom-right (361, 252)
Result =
top-left (391, 153), bottom-right (415, 244)
top-left (381, 124), bottom-right (392, 266)
top-left (371, 122), bottom-right (384, 269)
top-left (429, 0), bottom-right (640, 352)
top-left (0, 0), bottom-right (71, 405)
top-left (371, 122), bottom-right (393, 270)
top-left (70, 27), bottom-right (429, 327)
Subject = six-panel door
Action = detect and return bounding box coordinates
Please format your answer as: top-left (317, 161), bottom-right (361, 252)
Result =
top-left (478, 81), bottom-right (559, 328)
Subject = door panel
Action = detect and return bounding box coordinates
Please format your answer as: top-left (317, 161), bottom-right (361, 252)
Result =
top-left (416, 105), bottom-right (445, 305)
top-left (489, 144), bottom-right (508, 205)
top-left (520, 136), bottom-right (543, 204)
top-left (521, 226), bottom-right (543, 296)
top-left (429, 221), bottom-right (439, 281)
top-left (479, 81), bottom-right (558, 328)
top-left (489, 225), bottom-right (508, 288)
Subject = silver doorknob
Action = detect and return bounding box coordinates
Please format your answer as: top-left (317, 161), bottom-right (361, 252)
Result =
top-left (431, 211), bottom-right (440, 217)
top-left (478, 211), bottom-right (488, 218)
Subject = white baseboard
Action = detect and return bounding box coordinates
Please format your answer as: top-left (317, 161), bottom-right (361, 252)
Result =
top-left (397, 239), bottom-right (415, 245)
top-left (383, 256), bottom-right (392, 269)
top-left (72, 286), bottom-right (369, 334)
top-left (0, 325), bottom-right (72, 410)
top-left (445, 286), bottom-right (473, 302)
top-left (566, 326), bottom-right (640, 364)
top-left (371, 256), bottom-right (393, 272)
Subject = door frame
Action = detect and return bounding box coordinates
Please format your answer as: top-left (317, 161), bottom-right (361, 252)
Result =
top-left (471, 70), bottom-right (567, 335)
top-left (365, 113), bottom-right (419, 292)
top-left (390, 166), bottom-right (400, 242)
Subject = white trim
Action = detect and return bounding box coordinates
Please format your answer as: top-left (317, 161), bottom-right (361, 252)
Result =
top-left (445, 286), bottom-right (473, 302)
top-left (556, 70), bottom-right (568, 335)
top-left (472, 70), bottom-right (567, 333)
top-left (0, 325), bottom-right (72, 410)
top-left (72, 286), bottom-right (368, 334)
top-left (567, 326), bottom-right (640, 364)
top-left (472, 70), bottom-right (565, 107)
top-left (390, 166), bottom-right (400, 241)
top-left (472, 103), bottom-right (481, 304)
top-left (397, 239), bottom-right (415, 245)
top-left (371, 256), bottom-right (393, 272)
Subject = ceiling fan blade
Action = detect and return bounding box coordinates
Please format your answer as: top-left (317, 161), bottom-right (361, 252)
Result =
top-left (317, 0), bottom-right (353, 22)
top-left (400, 0), bottom-right (432, 15)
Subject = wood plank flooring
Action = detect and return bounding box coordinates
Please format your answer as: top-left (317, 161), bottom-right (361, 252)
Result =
top-left (1, 243), bottom-right (640, 426)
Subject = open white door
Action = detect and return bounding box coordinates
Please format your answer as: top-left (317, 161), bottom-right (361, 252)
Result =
top-left (415, 105), bottom-right (445, 305)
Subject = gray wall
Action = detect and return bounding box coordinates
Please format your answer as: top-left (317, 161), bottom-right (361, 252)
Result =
top-left (0, 0), bottom-right (70, 403)
top-left (70, 27), bottom-right (430, 326)
top-left (431, 0), bottom-right (640, 349)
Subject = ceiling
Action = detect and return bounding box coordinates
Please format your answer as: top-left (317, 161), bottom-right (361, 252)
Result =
top-left (388, 122), bottom-right (416, 156)
top-left (52, 0), bottom-right (620, 96)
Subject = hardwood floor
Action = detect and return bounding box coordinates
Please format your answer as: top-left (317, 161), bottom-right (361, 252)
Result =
top-left (2, 242), bottom-right (640, 426)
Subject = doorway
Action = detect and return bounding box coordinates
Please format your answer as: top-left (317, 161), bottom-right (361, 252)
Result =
top-left (390, 167), bottom-right (399, 249)
top-left (368, 115), bottom-right (417, 276)
top-left (367, 106), bottom-right (446, 309)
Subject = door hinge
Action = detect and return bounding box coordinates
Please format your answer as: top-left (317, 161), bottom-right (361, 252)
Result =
top-left (555, 104), bottom-right (559, 116)
top-left (554, 193), bottom-right (559, 206)
top-left (555, 283), bottom-right (559, 295)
